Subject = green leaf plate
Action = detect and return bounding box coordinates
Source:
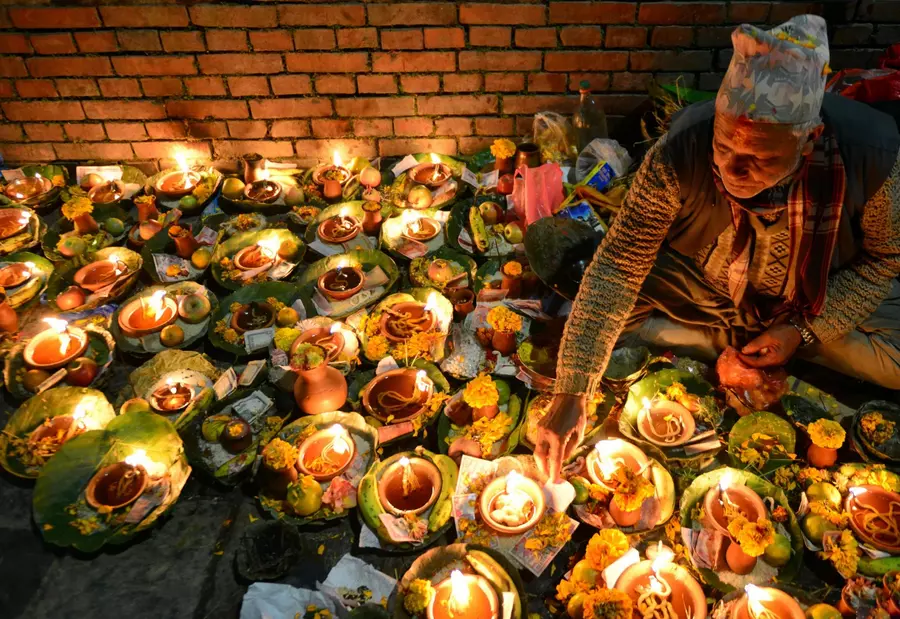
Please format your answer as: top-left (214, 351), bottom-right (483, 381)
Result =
top-left (408, 247), bottom-right (477, 292)
top-left (0, 251), bottom-right (53, 310)
top-left (42, 203), bottom-right (134, 262)
top-left (210, 227), bottom-right (306, 290)
top-left (295, 249), bottom-right (400, 319)
top-left (45, 246), bottom-right (142, 312)
top-left (303, 201), bottom-right (379, 257)
top-left (144, 166), bottom-right (222, 214)
top-left (727, 411), bottom-right (797, 475)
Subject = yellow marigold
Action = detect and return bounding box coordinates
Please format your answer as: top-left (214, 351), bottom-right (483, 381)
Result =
top-left (585, 529), bottom-right (629, 571)
top-left (861, 412), bottom-right (895, 445)
top-left (222, 328), bottom-right (240, 344)
top-left (611, 467), bottom-right (655, 513)
top-left (363, 314), bottom-right (381, 338)
top-left (490, 138), bottom-right (516, 160)
top-left (230, 302), bottom-right (243, 314)
top-left (51, 174), bottom-right (65, 187)
top-left (524, 511), bottom-right (570, 552)
top-left (274, 327), bottom-right (301, 352)
top-left (365, 335), bottom-right (389, 359)
top-left (773, 464), bottom-right (799, 493)
top-left (809, 500), bottom-right (850, 528)
top-left (463, 374), bottom-right (499, 409)
top-left (808, 418), bottom-right (846, 449)
top-left (463, 413), bottom-right (512, 457)
top-left (403, 331), bottom-right (438, 360)
top-left (555, 578), bottom-right (592, 602)
top-left (820, 529), bottom-right (859, 579)
top-left (798, 467), bottom-right (831, 487)
top-left (166, 264), bottom-right (183, 277)
top-left (403, 579), bottom-right (435, 614)
top-left (732, 517), bottom-right (775, 557)
top-left (502, 261), bottom-right (523, 277)
top-left (61, 196), bottom-right (93, 220)
top-left (266, 297), bottom-right (286, 312)
top-left (582, 588), bottom-right (633, 619)
top-left (665, 382), bottom-right (687, 401)
top-left (486, 305), bottom-right (522, 333)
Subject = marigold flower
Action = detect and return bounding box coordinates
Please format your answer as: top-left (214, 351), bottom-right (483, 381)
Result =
top-left (463, 374), bottom-right (499, 409)
top-left (808, 418), bottom-right (846, 449)
top-left (486, 305), bottom-right (522, 333)
top-left (585, 529), bottom-right (629, 571)
top-left (582, 588), bottom-right (633, 619)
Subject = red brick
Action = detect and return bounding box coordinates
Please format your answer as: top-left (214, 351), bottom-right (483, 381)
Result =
top-left (605, 26), bottom-right (646, 48)
top-left (3, 101), bottom-right (85, 122)
top-left (133, 141), bottom-right (211, 160)
top-left (74, 32), bottom-right (116, 53)
top-left (728, 3), bottom-right (770, 23)
top-left (549, 3), bottom-right (637, 25)
top-left (358, 74), bottom-right (398, 94)
top-left (56, 79), bottom-right (99, 97)
top-left (28, 57), bottom-right (111, 78)
top-left (379, 138), bottom-right (456, 157)
top-left (382, 29), bottom-right (424, 50)
top-left (769, 3), bottom-right (823, 23)
top-left (270, 120), bottom-right (310, 138)
top-left (516, 28), bottom-right (557, 47)
top-left (55, 142), bottom-right (135, 161)
top-left (145, 121), bottom-right (188, 140)
top-left (876, 25), bottom-right (900, 45)
top-left (696, 26), bottom-right (737, 47)
top-left (435, 117), bottom-right (473, 136)
top-left (0, 59), bottom-right (27, 79)
top-left (443, 73), bottom-right (483, 92)
top-left (459, 137), bottom-right (496, 155)
top-left (31, 34), bottom-right (76, 55)
top-left (485, 72), bottom-right (525, 91)
top-left (418, 95), bottom-right (498, 115)
top-left (400, 75), bottom-right (441, 93)
top-left (459, 51), bottom-right (541, 70)
top-left (612, 72), bottom-right (653, 91)
top-left (470, 27), bottom-right (512, 47)
top-left (186, 121), bottom-right (228, 139)
top-left (250, 98), bottom-right (333, 119)
top-left (698, 72), bottom-right (724, 91)
top-left (83, 100), bottom-right (166, 120)
top-left (3, 143), bottom-right (56, 163)
top-left (335, 97), bottom-right (416, 117)
top-left (528, 73), bottom-right (568, 92)
top-left (228, 120), bottom-right (267, 139)
top-left (461, 4), bottom-right (546, 24)
top-left (199, 53), bottom-right (283, 75)
top-left (286, 52), bottom-right (368, 73)
top-left (593, 93), bottom-right (653, 114)
top-left (315, 75), bottom-right (356, 94)
top-left (0, 124), bottom-right (23, 142)
top-left (0, 80), bottom-right (12, 99)
top-left (117, 30), bottom-right (161, 52)
top-left (368, 3), bottom-right (457, 26)
top-left (15, 80), bottom-right (58, 98)
top-left (161, 32), bottom-right (204, 53)
top-left (630, 50), bottom-right (712, 71)
top-left (141, 78), bottom-right (184, 97)
top-left (23, 123), bottom-right (64, 142)
top-left (189, 5), bottom-right (275, 28)
top-left (651, 26), bottom-right (694, 47)
top-left (373, 51), bottom-right (455, 72)
top-left (270, 75), bottom-right (313, 95)
top-left (206, 30), bottom-right (248, 52)
top-left (353, 119), bottom-right (393, 137)
top-left (228, 76), bottom-right (270, 96)
top-left (278, 4), bottom-right (365, 26)
top-left (545, 51), bottom-right (628, 71)
top-left (105, 122), bottom-right (147, 141)
top-left (214, 140), bottom-right (293, 159)
top-left (99, 78), bottom-right (142, 98)
top-left (250, 31), bottom-right (293, 51)
top-left (394, 117), bottom-right (434, 136)
top-left (312, 119), bottom-right (353, 138)
top-left (100, 6), bottom-right (188, 28)
top-left (475, 117), bottom-right (514, 135)
top-left (294, 139), bottom-right (377, 163)
top-left (561, 26), bottom-right (604, 47)
top-left (337, 28), bottom-right (378, 49)
top-left (63, 123), bottom-right (105, 141)
top-left (292, 29), bottom-right (336, 50)
top-left (11, 8), bottom-right (100, 29)
top-left (502, 95), bottom-right (576, 114)
top-left (185, 77), bottom-right (226, 97)
top-left (639, 4), bottom-right (726, 25)
top-left (864, 1), bottom-right (900, 22)
top-left (425, 28), bottom-right (465, 49)
top-left (166, 100), bottom-right (249, 120)
top-left (112, 56), bottom-right (196, 76)
top-left (568, 73), bottom-right (611, 91)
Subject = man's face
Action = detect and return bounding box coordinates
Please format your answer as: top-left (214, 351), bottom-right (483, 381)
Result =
top-left (712, 113), bottom-right (809, 199)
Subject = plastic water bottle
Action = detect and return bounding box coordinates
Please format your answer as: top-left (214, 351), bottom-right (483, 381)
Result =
top-left (573, 80), bottom-right (609, 152)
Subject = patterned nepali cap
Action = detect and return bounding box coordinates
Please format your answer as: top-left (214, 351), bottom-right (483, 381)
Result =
top-left (716, 14), bottom-right (830, 125)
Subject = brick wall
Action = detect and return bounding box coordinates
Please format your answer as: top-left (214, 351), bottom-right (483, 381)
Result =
top-left (0, 1), bottom-right (896, 168)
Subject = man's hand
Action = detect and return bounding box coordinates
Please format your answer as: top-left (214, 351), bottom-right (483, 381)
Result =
top-left (738, 323), bottom-right (803, 368)
top-left (534, 393), bottom-right (587, 482)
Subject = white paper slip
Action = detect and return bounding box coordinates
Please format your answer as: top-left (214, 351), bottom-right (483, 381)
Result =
top-left (243, 327), bottom-right (275, 353)
top-left (233, 390), bottom-right (274, 420)
top-left (195, 226), bottom-right (218, 245)
top-left (270, 348), bottom-right (289, 367)
top-left (266, 260), bottom-right (296, 280)
top-left (239, 359), bottom-right (266, 386)
top-left (481, 169), bottom-right (499, 188)
top-left (1, 169), bottom-right (25, 181)
top-left (432, 179), bottom-right (455, 198)
top-left (213, 368), bottom-right (238, 400)
top-left (391, 154), bottom-right (419, 176)
top-left (76, 165), bottom-right (123, 184)
top-left (461, 166), bottom-right (480, 187)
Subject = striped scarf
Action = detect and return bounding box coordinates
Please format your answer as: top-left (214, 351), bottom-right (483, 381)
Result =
top-left (713, 131), bottom-right (846, 317)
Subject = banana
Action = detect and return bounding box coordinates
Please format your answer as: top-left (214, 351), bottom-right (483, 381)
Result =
top-left (468, 206), bottom-right (489, 253)
top-left (466, 550), bottom-right (522, 619)
top-left (507, 394), bottom-right (522, 423)
top-left (342, 176), bottom-right (361, 201)
top-left (427, 453), bottom-right (457, 532)
top-left (357, 471), bottom-right (387, 537)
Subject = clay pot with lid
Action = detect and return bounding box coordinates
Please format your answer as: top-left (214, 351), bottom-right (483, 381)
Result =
top-left (293, 363), bottom-right (348, 416)
top-left (168, 226), bottom-right (201, 259)
top-left (0, 288), bottom-right (18, 333)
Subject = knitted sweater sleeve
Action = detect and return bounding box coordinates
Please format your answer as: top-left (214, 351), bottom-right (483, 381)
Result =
top-left (809, 152), bottom-right (900, 343)
top-left (554, 137), bottom-right (683, 397)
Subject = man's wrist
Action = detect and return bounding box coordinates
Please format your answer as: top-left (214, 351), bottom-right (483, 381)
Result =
top-left (788, 316), bottom-right (816, 347)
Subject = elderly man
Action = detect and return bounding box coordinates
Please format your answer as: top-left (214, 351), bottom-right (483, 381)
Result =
top-left (536, 15), bottom-right (900, 479)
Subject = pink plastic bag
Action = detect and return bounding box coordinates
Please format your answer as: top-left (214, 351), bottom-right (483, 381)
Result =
top-left (510, 163), bottom-right (564, 227)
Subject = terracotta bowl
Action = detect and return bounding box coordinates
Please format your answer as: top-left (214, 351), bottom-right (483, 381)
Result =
top-left (402, 217), bottom-right (441, 242)
top-left (361, 368), bottom-right (434, 423)
top-left (428, 574), bottom-right (498, 619)
top-left (846, 484), bottom-right (900, 553)
top-left (377, 456), bottom-right (442, 516)
top-left (23, 327), bottom-right (89, 370)
top-left (28, 415), bottom-right (80, 448)
top-left (233, 244), bottom-right (275, 271)
top-left (150, 382), bottom-right (194, 414)
top-left (4, 176), bottom-right (52, 204)
top-left (88, 180), bottom-right (125, 206)
top-left (379, 301), bottom-right (436, 343)
top-left (704, 482), bottom-right (768, 537)
top-left (0, 263), bottom-right (32, 289)
top-left (0, 208), bottom-right (31, 240)
top-left (74, 259), bottom-right (126, 292)
top-left (230, 301), bottom-right (276, 334)
top-left (584, 438), bottom-right (651, 486)
top-left (637, 399), bottom-right (697, 447)
top-left (312, 165), bottom-right (351, 186)
top-left (317, 215), bottom-right (361, 244)
top-left (292, 326), bottom-right (345, 361)
top-left (242, 179), bottom-right (282, 204)
top-left (85, 462), bottom-right (148, 510)
top-left (729, 587), bottom-right (805, 619)
top-left (616, 561), bottom-right (708, 619)
top-left (155, 170), bottom-right (200, 200)
top-left (478, 474), bottom-right (546, 535)
top-left (296, 427), bottom-right (356, 482)
top-left (317, 266), bottom-right (364, 301)
top-left (117, 295), bottom-right (178, 339)
top-left (409, 162), bottom-right (452, 189)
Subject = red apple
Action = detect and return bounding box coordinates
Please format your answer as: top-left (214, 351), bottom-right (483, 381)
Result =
top-left (503, 220), bottom-right (524, 244)
top-left (66, 357), bottom-right (99, 387)
top-left (406, 185), bottom-right (433, 209)
top-left (497, 173), bottom-right (515, 195)
top-left (56, 286), bottom-right (86, 311)
top-left (478, 201), bottom-right (503, 225)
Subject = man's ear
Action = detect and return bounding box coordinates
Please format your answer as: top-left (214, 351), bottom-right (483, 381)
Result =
top-left (801, 124), bottom-right (825, 156)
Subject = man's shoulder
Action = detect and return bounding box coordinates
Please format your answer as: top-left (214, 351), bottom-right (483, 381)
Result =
top-left (823, 93), bottom-right (899, 153)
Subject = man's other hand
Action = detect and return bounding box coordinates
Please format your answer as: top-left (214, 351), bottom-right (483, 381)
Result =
top-left (534, 393), bottom-right (587, 482)
top-left (739, 324), bottom-right (803, 368)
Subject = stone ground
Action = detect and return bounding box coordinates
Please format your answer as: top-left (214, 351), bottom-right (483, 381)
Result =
top-left (1, 341), bottom-right (896, 618)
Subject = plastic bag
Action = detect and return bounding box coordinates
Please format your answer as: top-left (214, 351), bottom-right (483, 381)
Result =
top-left (827, 68), bottom-right (900, 103)
top-left (511, 163), bottom-right (564, 226)
top-left (533, 112), bottom-right (576, 164)
top-left (575, 138), bottom-right (633, 181)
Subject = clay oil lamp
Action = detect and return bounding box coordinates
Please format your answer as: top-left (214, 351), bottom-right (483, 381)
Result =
top-left (233, 237), bottom-right (280, 272)
top-left (85, 449), bottom-right (154, 511)
top-left (617, 546), bottom-right (707, 619)
top-left (585, 438), bottom-right (650, 487)
top-left (362, 368), bottom-right (435, 424)
top-left (0, 209), bottom-right (33, 241)
top-left (314, 151), bottom-right (352, 187)
top-left (731, 584), bottom-right (805, 619)
top-left (402, 212), bottom-right (441, 243)
top-left (291, 323), bottom-right (345, 362)
top-left (117, 290), bottom-right (178, 339)
top-left (88, 179), bottom-right (125, 207)
top-left (317, 262), bottom-right (365, 301)
top-left (4, 173), bottom-right (52, 204)
top-left (637, 396), bottom-right (697, 447)
top-left (74, 253), bottom-right (127, 292)
top-left (221, 418), bottom-right (252, 453)
top-left (167, 226), bottom-right (201, 260)
top-left (242, 179), bottom-right (282, 204)
top-left (0, 260), bottom-right (34, 289)
top-left (230, 300), bottom-right (276, 335)
top-left (704, 471), bottom-right (768, 574)
top-left (28, 404), bottom-right (90, 455)
top-left (155, 151), bottom-right (201, 200)
top-left (296, 424), bottom-right (356, 482)
top-left (317, 208), bottom-right (361, 245)
top-left (846, 485), bottom-right (900, 553)
top-left (410, 154), bottom-right (452, 189)
top-left (378, 455), bottom-right (442, 516)
top-left (479, 470), bottom-right (546, 535)
top-left (448, 287), bottom-right (475, 319)
top-left (427, 569), bottom-right (499, 619)
top-left (24, 318), bottom-right (89, 371)
top-left (150, 380), bottom-right (194, 415)
top-left (379, 293), bottom-right (438, 343)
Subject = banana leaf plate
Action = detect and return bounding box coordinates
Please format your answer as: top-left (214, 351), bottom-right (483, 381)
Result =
top-left (0, 207), bottom-right (45, 256)
top-left (42, 203), bottom-right (133, 262)
top-left (445, 196), bottom-right (519, 258)
top-left (211, 228), bottom-right (305, 290)
top-left (437, 380), bottom-right (524, 461)
top-left (727, 411), bottom-right (797, 474)
top-left (380, 208), bottom-right (448, 260)
top-left (385, 153), bottom-right (466, 212)
top-left (218, 172), bottom-right (307, 215)
top-left (0, 251), bottom-right (53, 310)
top-left (408, 247), bottom-right (477, 292)
top-left (45, 246), bottom-right (142, 312)
top-left (852, 401), bottom-right (900, 464)
top-left (296, 249), bottom-right (400, 319)
top-left (33, 410), bottom-right (190, 552)
top-left (144, 166), bottom-right (222, 214)
top-left (1, 164), bottom-right (67, 210)
top-left (356, 288), bottom-right (453, 364)
top-left (304, 201), bottom-right (379, 258)
top-left (140, 222), bottom-right (220, 284)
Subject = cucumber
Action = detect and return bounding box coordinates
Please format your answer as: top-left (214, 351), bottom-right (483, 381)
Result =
top-left (859, 555), bottom-right (900, 577)
top-left (342, 176), bottom-right (360, 201)
top-left (468, 206), bottom-right (489, 252)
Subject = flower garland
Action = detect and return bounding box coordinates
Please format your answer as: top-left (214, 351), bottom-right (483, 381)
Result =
top-left (808, 418), bottom-right (846, 449)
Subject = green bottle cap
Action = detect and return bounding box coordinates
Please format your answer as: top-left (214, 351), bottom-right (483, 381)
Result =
top-left (579, 80), bottom-right (590, 89)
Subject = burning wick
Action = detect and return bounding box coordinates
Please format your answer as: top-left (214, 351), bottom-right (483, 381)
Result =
top-left (333, 150), bottom-right (343, 169)
top-left (429, 153), bottom-right (441, 182)
top-left (744, 585), bottom-right (778, 619)
top-left (142, 290), bottom-right (168, 321)
top-left (447, 570), bottom-right (470, 616)
top-left (174, 151), bottom-right (195, 190)
top-left (717, 471), bottom-right (741, 514)
top-left (44, 317), bottom-right (70, 357)
top-left (107, 254), bottom-right (124, 277)
top-left (23, 261), bottom-right (34, 279)
top-left (399, 456), bottom-right (420, 497)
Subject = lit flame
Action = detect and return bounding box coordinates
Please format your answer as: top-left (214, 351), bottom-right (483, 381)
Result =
top-left (501, 470), bottom-right (534, 516)
top-left (399, 456), bottom-right (411, 468)
top-left (174, 151), bottom-right (190, 173)
top-left (449, 570), bottom-right (470, 613)
top-left (333, 150), bottom-right (343, 169)
top-left (339, 207), bottom-right (349, 220)
top-left (107, 254), bottom-right (123, 276)
top-left (744, 584), bottom-right (771, 619)
top-left (43, 317), bottom-right (70, 356)
top-left (146, 290), bottom-right (168, 320)
top-left (256, 236), bottom-right (282, 260)
top-left (23, 261), bottom-right (34, 277)
top-left (719, 470), bottom-right (734, 493)
top-left (125, 448), bottom-right (151, 469)
top-left (641, 396), bottom-right (652, 410)
top-left (401, 209), bottom-right (417, 224)
top-left (651, 542), bottom-right (674, 574)
top-left (430, 153), bottom-right (441, 165)
top-left (329, 322), bottom-right (341, 335)
top-left (18, 212), bottom-right (30, 225)
top-left (430, 153), bottom-right (442, 181)
top-left (34, 172), bottom-right (43, 185)
top-left (72, 404), bottom-right (86, 421)
top-left (849, 486), bottom-right (867, 498)
top-left (593, 441), bottom-right (623, 480)
top-left (328, 425), bottom-right (349, 455)
top-left (423, 291), bottom-right (437, 314)
top-left (415, 369), bottom-right (431, 393)
top-left (649, 574), bottom-right (665, 595)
